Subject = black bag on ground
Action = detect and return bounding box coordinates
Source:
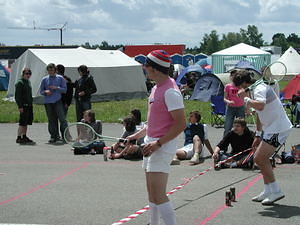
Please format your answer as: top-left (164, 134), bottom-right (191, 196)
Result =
top-left (281, 151), bottom-right (295, 164)
top-left (73, 141), bottom-right (105, 155)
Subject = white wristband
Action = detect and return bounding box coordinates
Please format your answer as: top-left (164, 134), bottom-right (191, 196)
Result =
top-left (244, 97), bottom-right (251, 105)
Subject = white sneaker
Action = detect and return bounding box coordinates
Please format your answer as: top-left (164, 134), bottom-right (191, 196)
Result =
top-left (261, 192), bottom-right (285, 205)
top-left (190, 153), bottom-right (200, 164)
top-left (252, 192), bottom-right (271, 202)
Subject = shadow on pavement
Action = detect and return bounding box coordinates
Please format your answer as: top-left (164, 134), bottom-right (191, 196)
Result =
top-left (258, 204), bottom-right (300, 218)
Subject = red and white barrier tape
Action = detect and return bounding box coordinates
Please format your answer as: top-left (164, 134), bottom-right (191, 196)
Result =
top-left (111, 148), bottom-right (252, 225)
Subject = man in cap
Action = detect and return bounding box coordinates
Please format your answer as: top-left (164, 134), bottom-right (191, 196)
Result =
top-left (127, 50), bottom-right (185, 225)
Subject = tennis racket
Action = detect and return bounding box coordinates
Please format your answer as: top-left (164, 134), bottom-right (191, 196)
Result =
top-left (64, 122), bottom-right (136, 160)
top-left (245, 61), bottom-right (287, 92)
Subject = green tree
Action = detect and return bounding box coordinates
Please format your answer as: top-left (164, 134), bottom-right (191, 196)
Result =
top-left (100, 41), bottom-right (109, 50)
top-left (221, 32), bottom-right (243, 48)
top-left (82, 42), bottom-right (91, 49)
top-left (199, 30), bottom-right (222, 55)
top-left (286, 33), bottom-right (300, 48)
top-left (239, 25), bottom-right (264, 47)
top-left (185, 46), bottom-right (200, 54)
top-left (271, 33), bottom-right (289, 52)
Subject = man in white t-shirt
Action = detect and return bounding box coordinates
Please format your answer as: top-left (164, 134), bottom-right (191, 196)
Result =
top-left (127, 50), bottom-right (185, 225)
top-left (235, 70), bottom-right (292, 205)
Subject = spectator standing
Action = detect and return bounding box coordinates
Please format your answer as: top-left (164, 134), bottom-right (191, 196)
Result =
top-left (40, 63), bottom-right (68, 144)
top-left (74, 65), bottom-right (97, 122)
top-left (291, 94), bottom-right (300, 127)
top-left (56, 64), bottom-right (73, 116)
top-left (223, 70), bottom-right (245, 136)
top-left (15, 68), bottom-right (36, 145)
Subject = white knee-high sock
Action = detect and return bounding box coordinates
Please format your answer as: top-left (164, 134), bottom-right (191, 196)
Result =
top-left (269, 181), bottom-right (281, 193)
top-left (263, 183), bottom-right (271, 194)
top-left (157, 201), bottom-right (176, 225)
top-left (149, 202), bottom-right (160, 225)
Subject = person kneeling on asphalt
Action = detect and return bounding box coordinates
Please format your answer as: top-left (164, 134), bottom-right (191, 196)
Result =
top-left (171, 111), bottom-right (214, 165)
top-left (212, 118), bottom-right (254, 169)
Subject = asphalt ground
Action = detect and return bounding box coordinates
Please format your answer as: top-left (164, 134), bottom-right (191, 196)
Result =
top-left (0, 123), bottom-right (299, 225)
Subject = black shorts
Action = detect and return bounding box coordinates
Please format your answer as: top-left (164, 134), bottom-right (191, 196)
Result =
top-left (19, 106), bottom-right (33, 126)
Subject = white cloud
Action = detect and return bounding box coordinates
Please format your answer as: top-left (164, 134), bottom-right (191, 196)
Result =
top-left (111, 0), bottom-right (144, 10)
top-left (0, 0), bottom-right (299, 47)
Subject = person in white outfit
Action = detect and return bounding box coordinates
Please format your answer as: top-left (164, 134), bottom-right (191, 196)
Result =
top-left (235, 70), bottom-right (292, 205)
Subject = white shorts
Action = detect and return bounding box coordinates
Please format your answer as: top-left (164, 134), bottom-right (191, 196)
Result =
top-left (262, 129), bottom-right (292, 148)
top-left (181, 143), bottom-right (205, 159)
top-left (142, 136), bottom-right (177, 173)
top-left (143, 150), bottom-right (174, 173)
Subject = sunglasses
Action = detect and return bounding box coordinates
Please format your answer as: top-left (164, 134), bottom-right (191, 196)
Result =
top-left (24, 72), bottom-right (32, 75)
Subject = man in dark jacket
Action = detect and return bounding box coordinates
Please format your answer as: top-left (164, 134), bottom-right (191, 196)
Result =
top-left (15, 68), bottom-right (35, 145)
top-left (56, 64), bottom-right (73, 116)
top-left (213, 118), bottom-right (254, 168)
top-left (74, 65), bottom-right (97, 122)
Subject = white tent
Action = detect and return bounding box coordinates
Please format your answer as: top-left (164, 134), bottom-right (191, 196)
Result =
top-left (213, 43), bottom-right (269, 55)
top-left (212, 43), bottom-right (271, 74)
top-left (7, 47), bottom-right (147, 103)
top-left (277, 46), bottom-right (300, 75)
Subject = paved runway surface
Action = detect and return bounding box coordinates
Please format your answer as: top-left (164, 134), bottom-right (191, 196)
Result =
top-left (0, 123), bottom-right (299, 225)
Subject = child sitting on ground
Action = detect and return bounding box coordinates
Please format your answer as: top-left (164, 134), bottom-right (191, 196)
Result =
top-left (74, 110), bottom-right (105, 155)
top-left (171, 111), bottom-right (214, 165)
top-left (110, 116), bottom-right (143, 159)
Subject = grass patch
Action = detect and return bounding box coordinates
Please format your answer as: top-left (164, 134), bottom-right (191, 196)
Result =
top-left (0, 91), bottom-right (211, 124)
top-left (0, 79), bottom-right (289, 124)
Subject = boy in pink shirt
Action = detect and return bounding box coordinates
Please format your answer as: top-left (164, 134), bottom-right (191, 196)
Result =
top-left (224, 70), bottom-right (245, 136)
top-left (127, 50), bottom-right (185, 225)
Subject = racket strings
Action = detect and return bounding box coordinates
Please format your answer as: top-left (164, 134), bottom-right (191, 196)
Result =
top-left (264, 62), bottom-right (287, 82)
top-left (65, 124), bottom-right (96, 147)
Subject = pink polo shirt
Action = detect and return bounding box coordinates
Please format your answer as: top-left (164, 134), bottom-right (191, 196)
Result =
top-left (147, 77), bottom-right (184, 138)
top-left (224, 83), bottom-right (244, 107)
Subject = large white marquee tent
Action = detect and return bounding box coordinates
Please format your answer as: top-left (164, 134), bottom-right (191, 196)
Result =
top-left (7, 47), bottom-right (147, 103)
top-left (277, 46), bottom-right (300, 75)
top-left (212, 43), bottom-right (271, 74)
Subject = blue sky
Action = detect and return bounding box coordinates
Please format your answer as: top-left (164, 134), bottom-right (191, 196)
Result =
top-left (0, 0), bottom-right (299, 47)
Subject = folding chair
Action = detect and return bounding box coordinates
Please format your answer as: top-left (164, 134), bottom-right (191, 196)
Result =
top-left (210, 95), bottom-right (226, 127)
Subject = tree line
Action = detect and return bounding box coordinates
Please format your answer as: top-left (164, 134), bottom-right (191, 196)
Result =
top-left (80, 25), bottom-right (300, 56)
top-left (1, 25), bottom-right (299, 55)
top-left (186, 25), bottom-right (300, 55)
